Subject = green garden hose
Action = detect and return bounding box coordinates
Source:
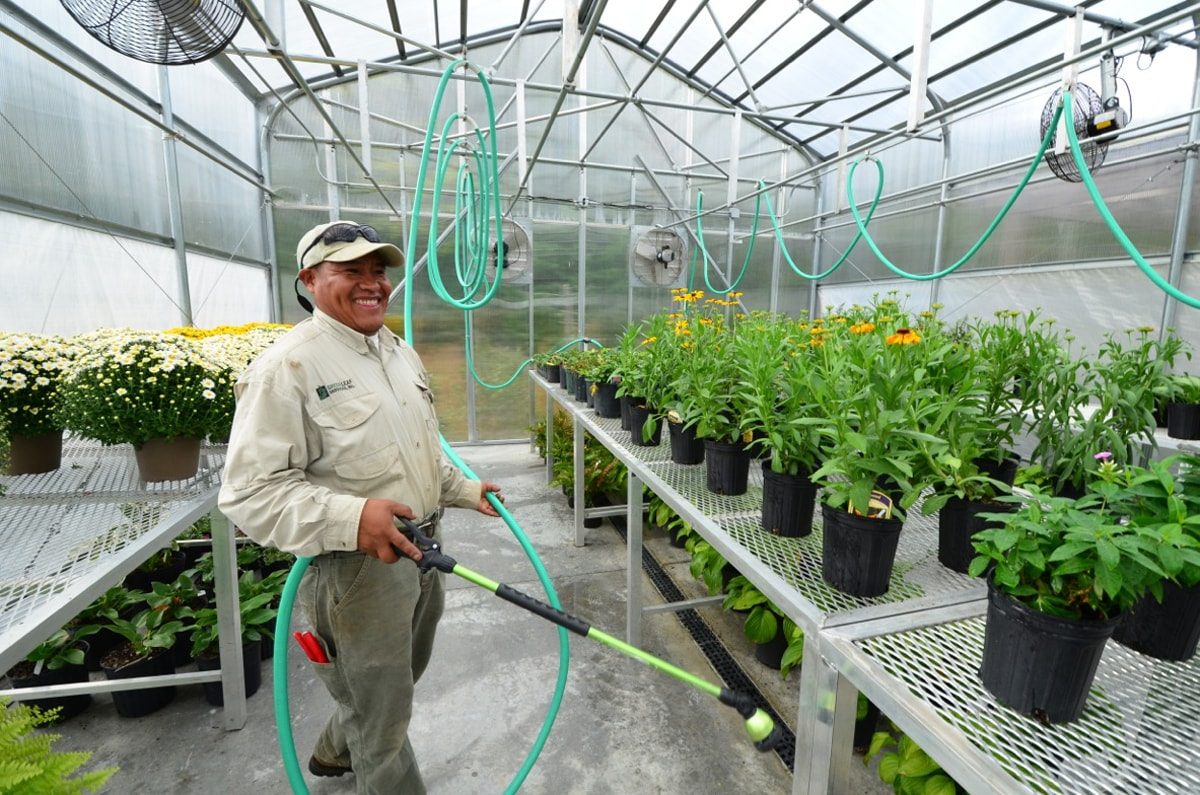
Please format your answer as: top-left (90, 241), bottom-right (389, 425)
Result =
top-left (273, 59), bottom-right (571, 795)
top-left (1063, 89), bottom-right (1200, 308)
top-left (762, 177), bottom-right (882, 280)
top-left (688, 188), bottom-right (763, 293)
top-left (844, 99), bottom-right (1063, 281)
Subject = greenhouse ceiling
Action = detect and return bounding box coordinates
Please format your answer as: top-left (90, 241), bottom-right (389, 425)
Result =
top-left (210, 0), bottom-right (1200, 160)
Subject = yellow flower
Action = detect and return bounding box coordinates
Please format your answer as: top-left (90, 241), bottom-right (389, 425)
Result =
top-left (850, 322), bottom-right (876, 334)
top-left (641, 336), bottom-right (658, 345)
top-left (885, 328), bottom-right (922, 346)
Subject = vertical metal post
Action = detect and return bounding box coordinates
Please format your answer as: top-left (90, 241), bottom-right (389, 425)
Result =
top-left (809, 180), bottom-right (824, 318)
top-left (459, 70), bottom-right (478, 442)
top-left (907, 0), bottom-right (934, 132)
top-left (793, 631), bottom-right (855, 794)
top-left (1161, 36), bottom-right (1200, 337)
top-left (324, 117), bottom-right (340, 220)
top-left (625, 470), bottom-right (644, 646)
top-left (629, 173), bottom-right (636, 324)
top-left (157, 66), bottom-right (194, 327)
top-left (256, 102), bottom-right (281, 322)
top-left (577, 51), bottom-right (588, 346)
top-left (928, 143), bottom-right (952, 308)
top-left (357, 61), bottom-right (373, 176)
top-left (725, 110), bottom-right (742, 288)
top-left (545, 396), bottom-right (554, 483)
top-left (770, 150), bottom-right (786, 314)
top-left (573, 415), bottom-right (586, 547)
top-left (265, 0), bottom-right (286, 50)
top-left (209, 508), bottom-right (246, 730)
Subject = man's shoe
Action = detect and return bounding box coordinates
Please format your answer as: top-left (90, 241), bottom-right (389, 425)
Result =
top-left (308, 755), bottom-right (353, 778)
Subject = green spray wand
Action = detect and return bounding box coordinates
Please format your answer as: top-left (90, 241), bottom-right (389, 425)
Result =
top-left (393, 516), bottom-right (783, 752)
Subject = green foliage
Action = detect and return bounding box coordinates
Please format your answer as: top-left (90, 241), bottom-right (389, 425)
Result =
top-left (865, 720), bottom-right (961, 795)
top-left (687, 539), bottom-right (728, 596)
top-left (188, 570), bottom-right (281, 658)
top-left (531, 351), bottom-right (563, 367)
top-left (23, 628), bottom-right (97, 673)
top-left (75, 587), bottom-right (142, 626)
top-left (969, 456), bottom-right (1189, 620)
top-left (722, 576), bottom-right (805, 679)
top-left (0, 697), bottom-right (116, 794)
top-left (1163, 373), bottom-right (1200, 404)
top-left (104, 608), bottom-right (187, 661)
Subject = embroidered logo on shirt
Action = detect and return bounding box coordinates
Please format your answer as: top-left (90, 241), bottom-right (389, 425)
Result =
top-left (315, 378), bottom-right (354, 400)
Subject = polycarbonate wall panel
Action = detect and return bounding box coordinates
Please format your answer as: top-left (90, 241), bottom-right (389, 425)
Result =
top-left (0, 33), bottom-right (169, 237)
top-left (175, 146), bottom-right (267, 261)
top-left (0, 211), bottom-right (269, 335)
top-left (166, 61), bottom-right (258, 166)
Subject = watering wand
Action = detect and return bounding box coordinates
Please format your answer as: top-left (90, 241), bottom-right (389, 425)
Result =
top-left (394, 517), bottom-right (784, 752)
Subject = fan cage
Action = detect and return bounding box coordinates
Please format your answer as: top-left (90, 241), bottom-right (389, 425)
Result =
top-left (59, 0), bottom-right (245, 66)
top-left (631, 229), bottom-right (688, 287)
top-left (485, 220), bottom-right (532, 283)
top-left (1040, 82), bottom-right (1108, 183)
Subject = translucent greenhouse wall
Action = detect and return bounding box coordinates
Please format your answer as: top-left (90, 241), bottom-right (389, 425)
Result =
top-left (0, 3), bottom-right (272, 334)
top-left (266, 31), bottom-right (814, 441)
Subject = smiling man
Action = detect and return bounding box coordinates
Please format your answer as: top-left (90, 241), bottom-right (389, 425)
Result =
top-left (219, 220), bottom-right (503, 794)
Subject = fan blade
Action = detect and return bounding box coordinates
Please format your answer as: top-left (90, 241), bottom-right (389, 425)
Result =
top-left (635, 239), bottom-right (659, 261)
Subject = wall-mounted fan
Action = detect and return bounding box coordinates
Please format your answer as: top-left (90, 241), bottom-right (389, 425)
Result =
top-left (630, 227), bottom-right (688, 287)
top-left (485, 219), bottom-right (532, 284)
top-left (1041, 60), bottom-right (1129, 183)
top-left (59, 0), bottom-right (245, 65)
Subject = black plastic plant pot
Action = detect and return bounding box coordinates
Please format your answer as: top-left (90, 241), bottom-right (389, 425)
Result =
top-left (593, 379), bottom-right (621, 418)
top-left (979, 581), bottom-right (1119, 724)
top-left (619, 394), bottom-right (631, 431)
top-left (627, 400), bottom-right (662, 447)
top-left (668, 420), bottom-right (705, 465)
top-left (7, 658), bottom-right (92, 722)
top-left (542, 363), bottom-right (561, 383)
top-left (1167, 402), bottom-right (1200, 440)
top-left (704, 439), bottom-right (751, 495)
top-left (84, 627), bottom-right (123, 672)
top-left (761, 462), bottom-right (816, 538)
top-left (754, 631), bottom-right (788, 670)
top-left (973, 452), bottom-right (1020, 487)
top-left (576, 376), bottom-right (589, 403)
top-left (820, 504), bottom-right (903, 597)
top-left (561, 368), bottom-right (577, 394)
top-left (852, 701), bottom-right (881, 753)
top-left (102, 649), bottom-right (176, 718)
top-left (1112, 580), bottom-right (1200, 662)
top-left (937, 497), bottom-right (1017, 574)
top-left (198, 639), bottom-right (262, 707)
top-left (585, 379), bottom-right (595, 408)
top-left (124, 548), bottom-right (188, 592)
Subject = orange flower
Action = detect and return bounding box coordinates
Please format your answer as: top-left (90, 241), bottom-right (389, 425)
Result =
top-left (885, 327), bottom-right (922, 345)
top-left (850, 322), bottom-right (876, 334)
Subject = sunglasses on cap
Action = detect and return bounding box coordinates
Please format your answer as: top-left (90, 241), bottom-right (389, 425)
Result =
top-left (300, 222), bottom-right (383, 265)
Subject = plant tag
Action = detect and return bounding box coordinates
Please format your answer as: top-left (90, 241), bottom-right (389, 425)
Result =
top-left (33, 659), bottom-right (44, 676)
top-left (850, 490), bottom-right (894, 520)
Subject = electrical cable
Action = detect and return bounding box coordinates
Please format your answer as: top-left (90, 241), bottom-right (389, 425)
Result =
top-left (1064, 88), bottom-right (1200, 309)
top-left (273, 58), bottom-right (571, 795)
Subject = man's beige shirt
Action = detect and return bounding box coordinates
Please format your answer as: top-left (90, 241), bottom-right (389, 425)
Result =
top-left (218, 309), bottom-right (482, 557)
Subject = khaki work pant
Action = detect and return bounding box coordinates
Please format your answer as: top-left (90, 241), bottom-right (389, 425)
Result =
top-left (299, 548), bottom-right (444, 795)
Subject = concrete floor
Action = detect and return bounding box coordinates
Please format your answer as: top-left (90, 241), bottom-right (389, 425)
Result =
top-left (45, 443), bottom-right (889, 794)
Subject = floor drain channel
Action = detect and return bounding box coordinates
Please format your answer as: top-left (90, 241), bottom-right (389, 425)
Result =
top-left (612, 524), bottom-right (796, 772)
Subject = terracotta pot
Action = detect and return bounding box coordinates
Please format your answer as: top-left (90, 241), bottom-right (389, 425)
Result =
top-left (6, 430), bottom-right (63, 475)
top-left (134, 437), bottom-right (201, 482)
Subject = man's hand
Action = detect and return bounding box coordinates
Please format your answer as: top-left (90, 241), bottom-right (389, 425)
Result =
top-left (357, 499), bottom-right (421, 563)
top-left (477, 481), bottom-right (504, 517)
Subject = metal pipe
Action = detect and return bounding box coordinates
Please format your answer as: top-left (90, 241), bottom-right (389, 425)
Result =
top-left (157, 67), bottom-right (194, 327)
top-left (706, 3), bottom-right (760, 109)
top-left (491, 0), bottom-right (551, 71)
top-left (508, 0), bottom-right (610, 212)
top-left (300, 0), bottom-right (456, 60)
top-left (1161, 15), bottom-right (1200, 336)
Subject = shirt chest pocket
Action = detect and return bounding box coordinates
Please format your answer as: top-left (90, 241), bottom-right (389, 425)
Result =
top-left (311, 394), bottom-right (400, 480)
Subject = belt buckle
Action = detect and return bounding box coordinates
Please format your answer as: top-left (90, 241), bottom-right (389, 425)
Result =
top-left (416, 511), bottom-right (439, 533)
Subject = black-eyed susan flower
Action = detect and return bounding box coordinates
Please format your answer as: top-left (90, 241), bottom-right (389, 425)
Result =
top-left (885, 327), bottom-right (922, 345)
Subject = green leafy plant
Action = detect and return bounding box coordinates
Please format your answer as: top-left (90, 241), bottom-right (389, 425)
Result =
top-left (722, 577), bottom-right (805, 678)
top-left (865, 720), bottom-right (961, 795)
top-left (687, 539), bottom-right (729, 596)
top-left (0, 696), bottom-right (116, 794)
top-left (104, 608), bottom-right (188, 661)
top-left (970, 459), bottom-right (1171, 620)
top-left (1162, 373), bottom-right (1200, 404)
top-left (75, 587), bottom-right (142, 626)
top-left (188, 570), bottom-right (280, 658)
top-left (21, 628), bottom-right (98, 674)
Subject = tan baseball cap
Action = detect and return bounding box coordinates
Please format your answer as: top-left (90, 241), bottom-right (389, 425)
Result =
top-left (296, 221), bottom-right (405, 270)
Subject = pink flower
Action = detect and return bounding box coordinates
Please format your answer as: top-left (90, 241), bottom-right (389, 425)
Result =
top-left (1094, 451), bottom-right (1113, 461)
